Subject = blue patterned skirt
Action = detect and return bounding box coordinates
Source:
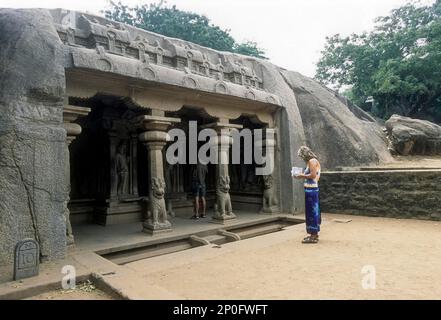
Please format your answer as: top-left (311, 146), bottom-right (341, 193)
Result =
top-left (304, 187), bottom-right (321, 234)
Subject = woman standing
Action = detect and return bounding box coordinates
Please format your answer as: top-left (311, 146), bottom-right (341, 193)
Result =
top-left (294, 146), bottom-right (322, 244)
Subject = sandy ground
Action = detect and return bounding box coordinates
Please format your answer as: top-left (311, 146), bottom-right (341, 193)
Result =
top-left (124, 214), bottom-right (441, 300)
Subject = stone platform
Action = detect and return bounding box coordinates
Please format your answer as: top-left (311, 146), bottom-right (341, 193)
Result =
top-left (0, 211), bottom-right (303, 297)
top-left (70, 211), bottom-right (296, 255)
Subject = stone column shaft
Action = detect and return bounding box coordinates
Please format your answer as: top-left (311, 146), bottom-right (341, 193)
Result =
top-left (255, 129), bottom-right (280, 214)
top-left (203, 122), bottom-right (242, 222)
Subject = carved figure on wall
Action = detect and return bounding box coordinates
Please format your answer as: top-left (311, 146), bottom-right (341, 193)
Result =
top-left (145, 177), bottom-right (171, 228)
top-left (214, 175), bottom-right (235, 219)
top-left (116, 142), bottom-right (129, 197)
top-left (64, 199), bottom-right (74, 246)
top-left (261, 175), bottom-right (279, 213)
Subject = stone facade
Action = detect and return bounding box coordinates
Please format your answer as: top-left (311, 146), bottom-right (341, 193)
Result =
top-left (0, 8), bottom-right (393, 268)
top-left (320, 170), bottom-right (441, 220)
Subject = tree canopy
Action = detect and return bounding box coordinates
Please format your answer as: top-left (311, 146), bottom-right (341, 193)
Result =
top-left (315, 0), bottom-right (441, 123)
top-left (104, 1), bottom-right (267, 59)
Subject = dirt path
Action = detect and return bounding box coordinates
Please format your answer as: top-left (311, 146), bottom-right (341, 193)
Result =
top-left (124, 214), bottom-right (441, 300)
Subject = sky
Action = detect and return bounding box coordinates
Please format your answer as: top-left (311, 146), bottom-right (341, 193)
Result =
top-left (0, 0), bottom-right (436, 77)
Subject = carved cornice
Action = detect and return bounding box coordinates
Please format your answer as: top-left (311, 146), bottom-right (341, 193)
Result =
top-left (50, 9), bottom-right (283, 107)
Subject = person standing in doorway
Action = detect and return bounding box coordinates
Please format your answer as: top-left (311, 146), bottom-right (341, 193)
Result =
top-left (191, 161), bottom-right (208, 219)
top-left (294, 146), bottom-right (322, 244)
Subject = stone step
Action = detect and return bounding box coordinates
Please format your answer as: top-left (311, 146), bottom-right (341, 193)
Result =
top-left (103, 239), bottom-right (195, 265)
top-left (201, 234), bottom-right (229, 245)
top-left (231, 223), bottom-right (285, 240)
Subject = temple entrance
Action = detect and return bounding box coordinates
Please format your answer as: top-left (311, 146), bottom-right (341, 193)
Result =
top-left (164, 107), bottom-right (218, 217)
top-left (68, 94), bottom-right (147, 226)
top-left (229, 115), bottom-right (266, 212)
top-left (66, 94), bottom-right (274, 233)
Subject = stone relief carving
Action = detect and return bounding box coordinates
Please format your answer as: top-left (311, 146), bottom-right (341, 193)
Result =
top-left (261, 175), bottom-right (279, 213)
top-left (214, 175), bottom-right (235, 219)
top-left (116, 142), bottom-right (129, 197)
top-left (65, 200), bottom-right (75, 246)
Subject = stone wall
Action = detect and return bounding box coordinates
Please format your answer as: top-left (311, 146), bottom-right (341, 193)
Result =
top-left (320, 170), bottom-right (441, 220)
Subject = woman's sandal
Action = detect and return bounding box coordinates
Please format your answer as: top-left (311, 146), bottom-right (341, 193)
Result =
top-left (191, 215), bottom-right (200, 220)
top-left (302, 236), bottom-right (319, 244)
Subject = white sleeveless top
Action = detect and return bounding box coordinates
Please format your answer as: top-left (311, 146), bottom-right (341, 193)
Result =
top-left (304, 162), bottom-right (321, 189)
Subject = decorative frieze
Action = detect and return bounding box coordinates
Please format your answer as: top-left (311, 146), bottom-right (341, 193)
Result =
top-left (52, 10), bottom-right (267, 91)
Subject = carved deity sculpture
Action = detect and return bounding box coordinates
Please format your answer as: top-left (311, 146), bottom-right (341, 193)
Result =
top-left (214, 175), bottom-right (235, 219)
top-left (145, 177), bottom-right (171, 229)
top-left (261, 175), bottom-right (279, 213)
top-left (116, 142), bottom-right (129, 197)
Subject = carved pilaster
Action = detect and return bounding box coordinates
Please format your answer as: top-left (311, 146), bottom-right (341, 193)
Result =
top-left (63, 105), bottom-right (91, 246)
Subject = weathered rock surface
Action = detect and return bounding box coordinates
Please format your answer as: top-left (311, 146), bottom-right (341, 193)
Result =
top-left (279, 71), bottom-right (393, 168)
top-left (0, 9), bottom-right (68, 268)
top-left (385, 114), bottom-right (441, 156)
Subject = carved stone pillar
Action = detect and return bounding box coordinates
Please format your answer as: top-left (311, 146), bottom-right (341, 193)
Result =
top-left (63, 105), bottom-right (91, 245)
top-left (255, 129), bottom-right (280, 214)
top-left (135, 114), bottom-right (181, 234)
top-left (204, 121), bottom-right (242, 222)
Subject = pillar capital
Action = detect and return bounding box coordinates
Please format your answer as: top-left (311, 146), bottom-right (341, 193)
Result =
top-left (201, 121), bottom-right (243, 134)
top-left (134, 115), bottom-right (180, 132)
top-left (63, 105), bottom-right (91, 145)
top-left (63, 105), bottom-right (91, 123)
top-left (138, 130), bottom-right (169, 146)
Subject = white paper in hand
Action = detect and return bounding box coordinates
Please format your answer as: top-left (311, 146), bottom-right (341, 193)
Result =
top-left (291, 167), bottom-right (303, 177)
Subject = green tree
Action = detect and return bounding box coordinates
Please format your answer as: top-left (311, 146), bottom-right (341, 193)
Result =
top-left (104, 1), bottom-right (267, 59)
top-left (315, 1), bottom-right (441, 123)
